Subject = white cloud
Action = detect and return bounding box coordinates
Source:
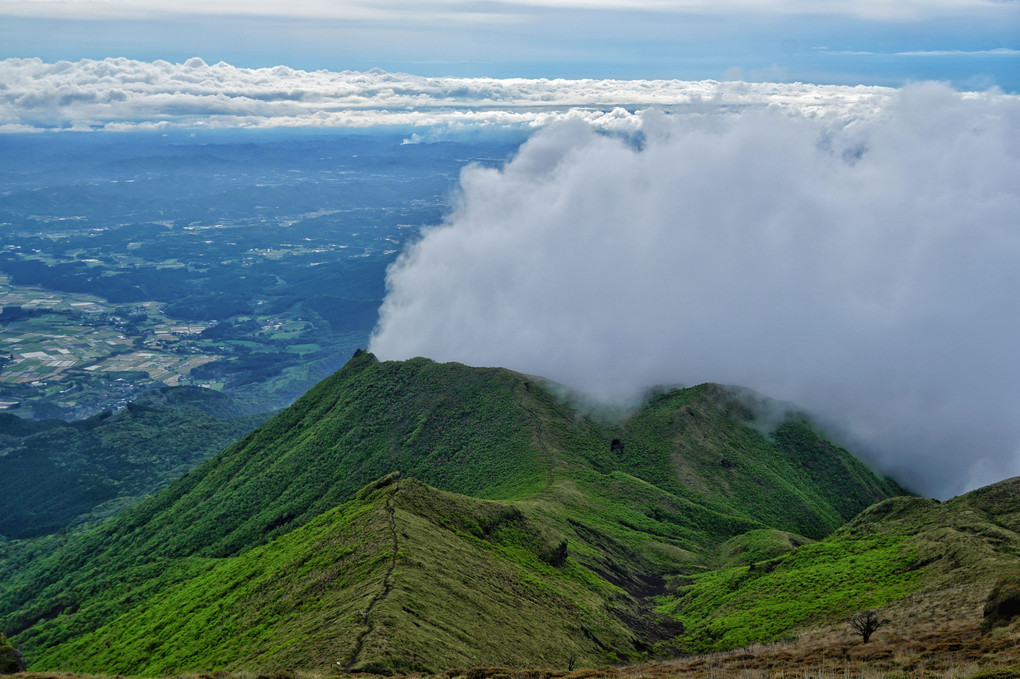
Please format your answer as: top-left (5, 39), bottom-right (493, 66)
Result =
top-left (507, 0), bottom-right (1005, 21)
top-left (895, 48), bottom-right (1020, 56)
top-left (370, 82), bottom-right (1020, 499)
top-left (0, 0), bottom-right (389, 20)
top-left (827, 47), bottom-right (1020, 57)
top-left (0, 0), bottom-right (1004, 21)
top-left (0, 57), bottom-right (895, 132)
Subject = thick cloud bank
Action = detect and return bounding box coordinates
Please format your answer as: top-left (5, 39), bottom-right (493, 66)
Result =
top-left (371, 83), bottom-right (1020, 499)
top-left (0, 57), bottom-right (892, 133)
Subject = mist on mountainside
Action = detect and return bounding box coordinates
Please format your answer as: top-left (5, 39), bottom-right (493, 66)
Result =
top-left (370, 82), bottom-right (1020, 499)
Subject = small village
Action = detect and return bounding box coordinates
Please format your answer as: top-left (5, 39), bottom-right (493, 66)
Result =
top-left (0, 274), bottom-right (221, 415)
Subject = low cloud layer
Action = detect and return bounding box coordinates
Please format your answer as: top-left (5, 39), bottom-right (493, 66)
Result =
top-left (0, 0), bottom-right (1005, 22)
top-left (0, 57), bottom-right (894, 132)
top-left (371, 82), bottom-right (1020, 499)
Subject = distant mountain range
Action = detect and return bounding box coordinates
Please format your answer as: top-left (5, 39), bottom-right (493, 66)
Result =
top-left (1, 353), bottom-right (1017, 676)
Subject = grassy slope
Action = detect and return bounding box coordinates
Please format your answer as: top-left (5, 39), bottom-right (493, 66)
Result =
top-left (1, 354), bottom-right (907, 674)
top-left (1, 354), bottom-right (608, 667)
top-left (29, 477), bottom-right (643, 676)
top-left (657, 477), bottom-right (1020, 654)
top-left (514, 382), bottom-right (908, 594)
top-left (615, 384), bottom-right (906, 541)
top-left (30, 478), bottom-right (391, 676)
top-left (715, 528), bottom-right (815, 568)
top-left (97, 353), bottom-right (584, 561)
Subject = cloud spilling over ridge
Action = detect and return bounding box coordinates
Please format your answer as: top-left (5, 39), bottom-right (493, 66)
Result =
top-left (0, 57), bottom-right (895, 133)
top-left (370, 82), bottom-right (1020, 499)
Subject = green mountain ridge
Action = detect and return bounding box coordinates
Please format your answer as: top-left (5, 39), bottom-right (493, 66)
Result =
top-left (30, 475), bottom-right (650, 675)
top-left (2, 353), bottom-right (1002, 677)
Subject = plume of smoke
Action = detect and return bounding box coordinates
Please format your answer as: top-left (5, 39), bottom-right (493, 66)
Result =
top-left (370, 82), bottom-right (1020, 499)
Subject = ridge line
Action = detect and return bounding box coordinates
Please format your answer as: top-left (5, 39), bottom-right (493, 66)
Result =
top-left (343, 486), bottom-right (400, 672)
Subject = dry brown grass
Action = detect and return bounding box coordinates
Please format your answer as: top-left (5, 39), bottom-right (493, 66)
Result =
top-left (611, 615), bottom-right (1020, 679)
top-left (7, 616), bottom-right (1018, 679)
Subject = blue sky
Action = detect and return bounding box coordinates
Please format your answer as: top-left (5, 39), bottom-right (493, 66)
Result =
top-left (1, 0), bottom-right (1018, 89)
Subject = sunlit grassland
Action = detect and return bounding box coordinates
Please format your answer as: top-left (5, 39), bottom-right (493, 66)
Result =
top-left (656, 533), bottom-right (920, 653)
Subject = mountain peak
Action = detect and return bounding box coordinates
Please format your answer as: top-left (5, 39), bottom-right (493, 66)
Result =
top-left (2, 357), bottom-right (911, 674)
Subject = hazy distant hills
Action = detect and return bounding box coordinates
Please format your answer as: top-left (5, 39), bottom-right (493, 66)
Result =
top-left (0, 386), bottom-right (269, 539)
top-left (1, 353), bottom-right (1016, 676)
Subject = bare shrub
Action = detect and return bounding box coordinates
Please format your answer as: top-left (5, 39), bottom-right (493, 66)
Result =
top-left (849, 610), bottom-right (884, 644)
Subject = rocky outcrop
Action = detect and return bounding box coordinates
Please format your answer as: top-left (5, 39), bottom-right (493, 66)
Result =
top-left (0, 632), bottom-right (25, 674)
top-left (983, 571), bottom-right (1020, 633)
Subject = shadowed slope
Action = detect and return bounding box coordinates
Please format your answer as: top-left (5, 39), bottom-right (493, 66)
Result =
top-left (0, 386), bottom-right (269, 540)
top-left (615, 384), bottom-right (906, 540)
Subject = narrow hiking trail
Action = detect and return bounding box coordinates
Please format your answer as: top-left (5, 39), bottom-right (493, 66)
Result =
top-left (343, 489), bottom-right (400, 671)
